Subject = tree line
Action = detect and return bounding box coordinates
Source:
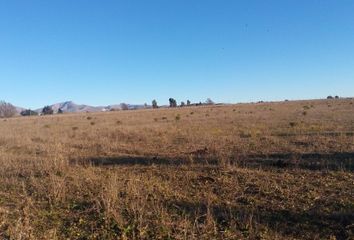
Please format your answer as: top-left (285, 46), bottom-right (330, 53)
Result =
top-left (152, 98), bottom-right (214, 109)
top-left (0, 98), bottom-right (215, 118)
top-left (0, 101), bottom-right (63, 118)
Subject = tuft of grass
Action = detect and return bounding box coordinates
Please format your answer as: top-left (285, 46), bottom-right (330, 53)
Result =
top-left (289, 122), bottom-right (297, 127)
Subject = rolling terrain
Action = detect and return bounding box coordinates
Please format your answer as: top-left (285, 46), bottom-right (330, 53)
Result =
top-left (33, 101), bottom-right (147, 114)
top-left (0, 98), bottom-right (353, 239)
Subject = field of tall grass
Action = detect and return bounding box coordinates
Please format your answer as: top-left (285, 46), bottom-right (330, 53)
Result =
top-left (0, 99), bottom-right (353, 239)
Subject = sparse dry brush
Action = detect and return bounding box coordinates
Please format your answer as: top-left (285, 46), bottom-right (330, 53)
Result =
top-left (0, 99), bottom-right (353, 239)
top-left (0, 101), bottom-right (17, 118)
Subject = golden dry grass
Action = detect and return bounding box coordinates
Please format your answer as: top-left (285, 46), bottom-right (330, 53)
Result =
top-left (0, 98), bottom-right (353, 239)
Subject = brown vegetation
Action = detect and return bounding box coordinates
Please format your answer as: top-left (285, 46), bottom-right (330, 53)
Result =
top-left (0, 99), bottom-right (353, 239)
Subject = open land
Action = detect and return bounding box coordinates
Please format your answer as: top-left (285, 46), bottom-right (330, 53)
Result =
top-left (0, 98), bottom-right (353, 239)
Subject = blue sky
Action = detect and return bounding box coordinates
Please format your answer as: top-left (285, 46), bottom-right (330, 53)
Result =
top-left (0, 0), bottom-right (353, 108)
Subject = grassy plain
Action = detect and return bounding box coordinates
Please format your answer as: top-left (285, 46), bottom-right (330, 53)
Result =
top-left (0, 98), bottom-right (353, 239)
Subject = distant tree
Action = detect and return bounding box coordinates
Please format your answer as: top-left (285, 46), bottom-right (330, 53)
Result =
top-left (144, 103), bottom-right (148, 108)
top-left (205, 98), bottom-right (215, 105)
top-left (169, 98), bottom-right (177, 108)
top-left (335, 96), bottom-right (339, 99)
top-left (187, 100), bottom-right (191, 106)
top-left (180, 101), bottom-right (185, 107)
top-left (327, 96), bottom-right (334, 99)
top-left (0, 101), bottom-right (17, 118)
top-left (58, 108), bottom-right (63, 114)
top-left (20, 109), bottom-right (38, 116)
top-left (42, 106), bottom-right (54, 115)
top-left (120, 103), bottom-right (129, 111)
top-left (152, 100), bottom-right (158, 109)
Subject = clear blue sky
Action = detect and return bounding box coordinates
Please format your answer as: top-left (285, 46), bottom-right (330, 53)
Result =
top-left (1, 0), bottom-right (353, 109)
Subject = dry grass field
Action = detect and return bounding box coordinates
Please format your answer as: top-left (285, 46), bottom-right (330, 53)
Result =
top-left (0, 98), bottom-right (353, 239)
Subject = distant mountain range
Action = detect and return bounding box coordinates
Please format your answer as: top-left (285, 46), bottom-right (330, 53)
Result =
top-left (15, 106), bottom-right (26, 113)
top-left (16, 101), bottom-right (147, 114)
